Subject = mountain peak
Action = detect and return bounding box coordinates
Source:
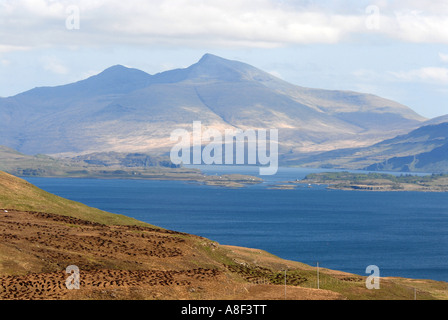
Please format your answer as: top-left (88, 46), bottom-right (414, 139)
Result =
top-left (194, 53), bottom-right (242, 71)
top-left (145, 53), bottom-right (278, 85)
top-left (104, 64), bottom-right (129, 70)
top-left (188, 53), bottom-right (271, 83)
top-left (198, 53), bottom-right (228, 64)
top-left (96, 64), bottom-right (150, 78)
top-left (71, 64), bottom-right (152, 95)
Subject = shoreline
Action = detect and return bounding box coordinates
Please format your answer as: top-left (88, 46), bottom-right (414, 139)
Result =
top-left (289, 172), bottom-right (448, 193)
top-left (16, 169), bottom-right (263, 188)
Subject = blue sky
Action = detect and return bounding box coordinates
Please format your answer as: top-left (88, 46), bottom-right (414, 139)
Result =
top-left (1, 0), bottom-right (447, 119)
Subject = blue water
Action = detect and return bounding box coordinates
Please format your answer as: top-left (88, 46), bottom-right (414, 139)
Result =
top-left (24, 167), bottom-right (448, 281)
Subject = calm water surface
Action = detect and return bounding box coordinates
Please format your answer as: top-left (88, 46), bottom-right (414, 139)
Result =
top-left (24, 166), bottom-right (448, 281)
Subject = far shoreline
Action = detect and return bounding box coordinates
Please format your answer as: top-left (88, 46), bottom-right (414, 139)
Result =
top-left (19, 165), bottom-right (448, 192)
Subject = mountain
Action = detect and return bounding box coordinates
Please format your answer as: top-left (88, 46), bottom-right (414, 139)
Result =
top-left (365, 143), bottom-right (448, 173)
top-left (423, 114), bottom-right (448, 126)
top-left (291, 122), bottom-right (448, 173)
top-left (364, 122), bottom-right (448, 173)
top-left (0, 54), bottom-right (426, 158)
top-left (1, 171), bottom-right (446, 300)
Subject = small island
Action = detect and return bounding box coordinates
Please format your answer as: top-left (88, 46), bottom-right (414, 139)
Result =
top-left (293, 172), bottom-right (448, 192)
top-left (267, 184), bottom-right (297, 190)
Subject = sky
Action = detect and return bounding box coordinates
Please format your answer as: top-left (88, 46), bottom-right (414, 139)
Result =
top-left (1, 0), bottom-right (448, 119)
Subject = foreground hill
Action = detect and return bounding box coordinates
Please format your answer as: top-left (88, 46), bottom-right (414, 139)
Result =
top-left (0, 54), bottom-right (425, 158)
top-left (0, 171), bottom-right (447, 300)
top-left (0, 170), bottom-right (149, 226)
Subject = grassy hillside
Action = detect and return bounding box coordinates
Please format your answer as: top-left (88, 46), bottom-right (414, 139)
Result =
top-left (0, 171), bottom-right (151, 227)
top-left (0, 171), bottom-right (447, 300)
top-left (0, 145), bottom-right (181, 177)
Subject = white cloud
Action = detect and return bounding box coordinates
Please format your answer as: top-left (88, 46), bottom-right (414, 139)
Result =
top-left (0, 45), bottom-right (29, 53)
top-left (439, 53), bottom-right (448, 63)
top-left (390, 67), bottom-right (448, 84)
top-left (268, 70), bottom-right (283, 79)
top-left (352, 69), bottom-right (382, 81)
top-left (82, 0), bottom-right (364, 46)
top-left (385, 10), bottom-right (448, 43)
top-left (42, 56), bottom-right (69, 75)
top-left (1, 0), bottom-right (448, 49)
top-left (1, 59), bottom-right (11, 66)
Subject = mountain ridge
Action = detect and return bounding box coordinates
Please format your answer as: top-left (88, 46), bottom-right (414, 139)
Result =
top-left (0, 54), bottom-right (427, 157)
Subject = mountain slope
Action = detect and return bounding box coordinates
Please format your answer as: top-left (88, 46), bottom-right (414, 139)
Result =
top-left (365, 143), bottom-right (448, 173)
top-left (290, 122), bottom-right (448, 172)
top-left (0, 145), bottom-right (180, 176)
top-left (364, 123), bottom-right (448, 173)
top-left (423, 114), bottom-right (448, 126)
top-left (0, 170), bottom-right (149, 226)
top-left (0, 54), bottom-right (426, 157)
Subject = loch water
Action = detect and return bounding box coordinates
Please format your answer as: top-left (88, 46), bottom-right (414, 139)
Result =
top-left (24, 166), bottom-right (448, 281)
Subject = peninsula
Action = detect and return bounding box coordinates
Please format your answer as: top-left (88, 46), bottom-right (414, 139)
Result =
top-left (295, 172), bottom-right (448, 192)
top-left (0, 146), bottom-right (262, 188)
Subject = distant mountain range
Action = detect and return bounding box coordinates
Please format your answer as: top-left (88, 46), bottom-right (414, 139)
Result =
top-left (0, 54), bottom-right (426, 159)
top-left (1, 53), bottom-right (446, 172)
top-left (364, 123), bottom-right (448, 173)
top-left (290, 122), bottom-right (448, 173)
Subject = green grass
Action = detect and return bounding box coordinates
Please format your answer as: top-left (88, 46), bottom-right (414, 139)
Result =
top-left (0, 171), bottom-right (156, 227)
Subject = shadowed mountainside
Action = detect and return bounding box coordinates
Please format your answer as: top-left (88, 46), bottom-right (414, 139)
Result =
top-left (287, 122), bottom-right (448, 173)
